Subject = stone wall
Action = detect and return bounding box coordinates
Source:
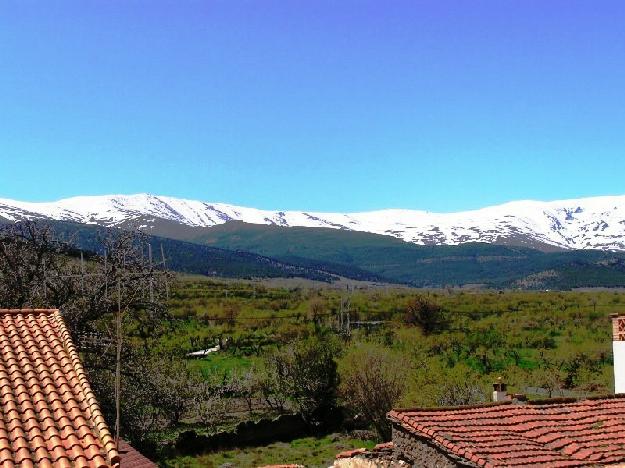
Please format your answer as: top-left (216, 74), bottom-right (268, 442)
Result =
top-left (175, 414), bottom-right (308, 455)
top-left (392, 425), bottom-right (475, 467)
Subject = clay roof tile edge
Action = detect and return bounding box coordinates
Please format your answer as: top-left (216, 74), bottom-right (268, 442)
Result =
top-left (51, 310), bottom-right (120, 466)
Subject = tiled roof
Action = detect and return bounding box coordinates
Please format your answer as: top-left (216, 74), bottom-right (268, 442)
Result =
top-left (117, 440), bottom-right (157, 468)
top-left (0, 308), bottom-right (120, 468)
top-left (335, 442), bottom-right (394, 459)
top-left (388, 396), bottom-right (625, 467)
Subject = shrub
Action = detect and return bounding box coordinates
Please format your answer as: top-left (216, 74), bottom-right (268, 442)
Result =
top-left (339, 343), bottom-right (408, 440)
top-left (404, 295), bottom-right (447, 334)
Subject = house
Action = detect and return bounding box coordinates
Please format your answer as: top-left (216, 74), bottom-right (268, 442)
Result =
top-left (386, 313), bottom-right (625, 467)
top-left (388, 396), bottom-right (625, 467)
top-left (0, 308), bottom-right (156, 467)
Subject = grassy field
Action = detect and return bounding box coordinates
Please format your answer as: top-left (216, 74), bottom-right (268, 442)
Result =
top-left (187, 354), bottom-right (259, 376)
top-left (147, 277), bottom-right (625, 465)
top-left (161, 276), bottom-right (623, 399)
top-left (163, 433), bottom-right (376, 468)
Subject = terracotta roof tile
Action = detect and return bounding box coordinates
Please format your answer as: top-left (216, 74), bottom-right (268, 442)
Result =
top-left (335, 448), bottom-right (367, 459)
top-left (389, 396), bottom-right (625, 467)
top-left (117, 440), bottom-right (157, 468)
top-left (0, 309), bottom-right (120, 467)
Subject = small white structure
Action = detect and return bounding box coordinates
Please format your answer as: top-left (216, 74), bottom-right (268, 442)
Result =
top-left (612, 314), bottom-right (625, 394)
top-left (492, 377), bottom-right (508, 402)
top-left (187, 344), bottom-right (220, 357)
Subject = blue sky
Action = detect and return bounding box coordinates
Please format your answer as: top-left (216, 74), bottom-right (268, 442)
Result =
top-left (1, 1), bottom-right (624, 212)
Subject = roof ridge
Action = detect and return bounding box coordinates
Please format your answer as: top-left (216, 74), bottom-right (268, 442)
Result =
top-left (390, 401), bottom-right (512, 413)
top-left (390, 394), bottom-right (625, 414)
top-left (528, 394), bottom-right (625, 405)
top-left (0, 308), bottom-right (59, 314)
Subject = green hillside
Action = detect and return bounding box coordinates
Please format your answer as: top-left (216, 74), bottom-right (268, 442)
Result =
top-left (18, 220), bottom-right (337, 282)
top-left (192, 222), bottom-right (625, 289)
top-left (8, 219), bottom-right (625, 289)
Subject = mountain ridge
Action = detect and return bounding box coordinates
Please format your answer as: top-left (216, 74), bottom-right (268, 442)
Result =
top-left (4, 216), bottom-right (625, 290)
top-left (2, 193), bottom-right (625, 251)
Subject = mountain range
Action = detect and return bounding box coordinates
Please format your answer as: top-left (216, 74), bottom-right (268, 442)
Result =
top-left (2, 193), bottom-right (625, 251)
top-left (3, 194), bottom-right (625, 289)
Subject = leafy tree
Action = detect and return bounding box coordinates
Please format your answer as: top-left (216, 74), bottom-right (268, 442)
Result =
top-left (339, 343), bottom-right (408, 440)
top-left (404, 295), bottom-right (447, 334)
top-left (265, 334), bottom-right (339, 429)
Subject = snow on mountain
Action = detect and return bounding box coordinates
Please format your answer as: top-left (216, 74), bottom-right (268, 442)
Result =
top-left (1, 193), bottom-right (625, 251)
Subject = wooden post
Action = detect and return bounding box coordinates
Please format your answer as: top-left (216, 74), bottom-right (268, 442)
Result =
top-left (80, 251), bottom-right (85, 294)
top-left (42, 259), bottom-right (47, 301)
top-left (347, 312), bottom-right (351, 337)
top-left (160, 243), bottom-right (169, 300)
top-left (104, 250), bottom-right (108, 300)
top-left (148, 244), bottom-right (154, 304)
top-left (115, 278), bottom-right (122, 448)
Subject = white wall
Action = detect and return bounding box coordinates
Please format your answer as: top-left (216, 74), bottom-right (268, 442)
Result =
top-left (614, 341), bottom-right (625, 394)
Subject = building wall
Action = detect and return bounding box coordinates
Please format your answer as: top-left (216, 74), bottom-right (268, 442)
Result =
top-left (392, 425), bottom-right (475, 467)
top-left (615, 341), bottom-right (625, 394)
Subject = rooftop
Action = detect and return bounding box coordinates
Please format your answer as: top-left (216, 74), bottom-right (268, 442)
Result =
top-left (0, 308), bottom-right (119, 468)
top-left (117, 440), bottom-right (157, 468)
top-left (388, 395), bottom-right (625, 467)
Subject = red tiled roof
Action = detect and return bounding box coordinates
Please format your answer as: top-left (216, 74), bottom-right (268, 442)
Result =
top-left (0, 308), bottom-right (120, 468)
top-left (335, 448), bottom-right (367, 459)
top-left (388, 396), bottom-right (625, 467)
top-left (335, 442), bottom-right (394, 460)
top-left (117, 440), bottom-right (156, 468)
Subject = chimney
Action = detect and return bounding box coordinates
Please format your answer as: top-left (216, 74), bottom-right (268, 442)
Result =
top-left (612, 314), bottom-right (625, 394)
top-left (492, 377), bottom-right (508, 402)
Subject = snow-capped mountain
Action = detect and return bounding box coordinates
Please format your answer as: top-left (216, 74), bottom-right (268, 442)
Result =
top-left (1, 193), bottom-right (625, 251)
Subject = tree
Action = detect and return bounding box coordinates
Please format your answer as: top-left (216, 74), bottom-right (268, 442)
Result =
top-left (437, 381), bottom-right (486, 407)
top-left (532, 366), bottom-right (563, 398)
top-left (307, 297), bottom-right (326, 324)
top-left (339, 343), bottom-right (408, 440)
top-left (404, 295), bottom-right (447, 334)
top-left (229, 369), bottom-right (262, 417)
top-left (0, 221), bottom-right (171, 337)
top-left (0, 221), bottom-right (177, 450)
top-left (265, 334), bottom-right (339, 429)
top-left (88, 352), bottom-right (199, 445)
top-left (0, 222), bottom-right (78, 308)
top-left (193, 381), bottom-right (230, 431)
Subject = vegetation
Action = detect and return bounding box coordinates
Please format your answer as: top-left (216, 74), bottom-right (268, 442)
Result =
top-left (1, 221), bottom-right (624, 466)
top-left (156, 276), bottom-right (621, 464)
top-left (44, 219), bottom-right (337, 282)
top-left (263, 334), bottom-right (340, 429)
top-left (339, 343), bottom-right (408, 439)
top-left (190, 221), bottom-right (625, 288)
top-left (164, 433), bottom-right (377, 467)
top-left (30, 218), bottom-right (625, 289)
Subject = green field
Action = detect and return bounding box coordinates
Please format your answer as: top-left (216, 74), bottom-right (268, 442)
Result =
top-left (127, 276), bottom-right (625, 465)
